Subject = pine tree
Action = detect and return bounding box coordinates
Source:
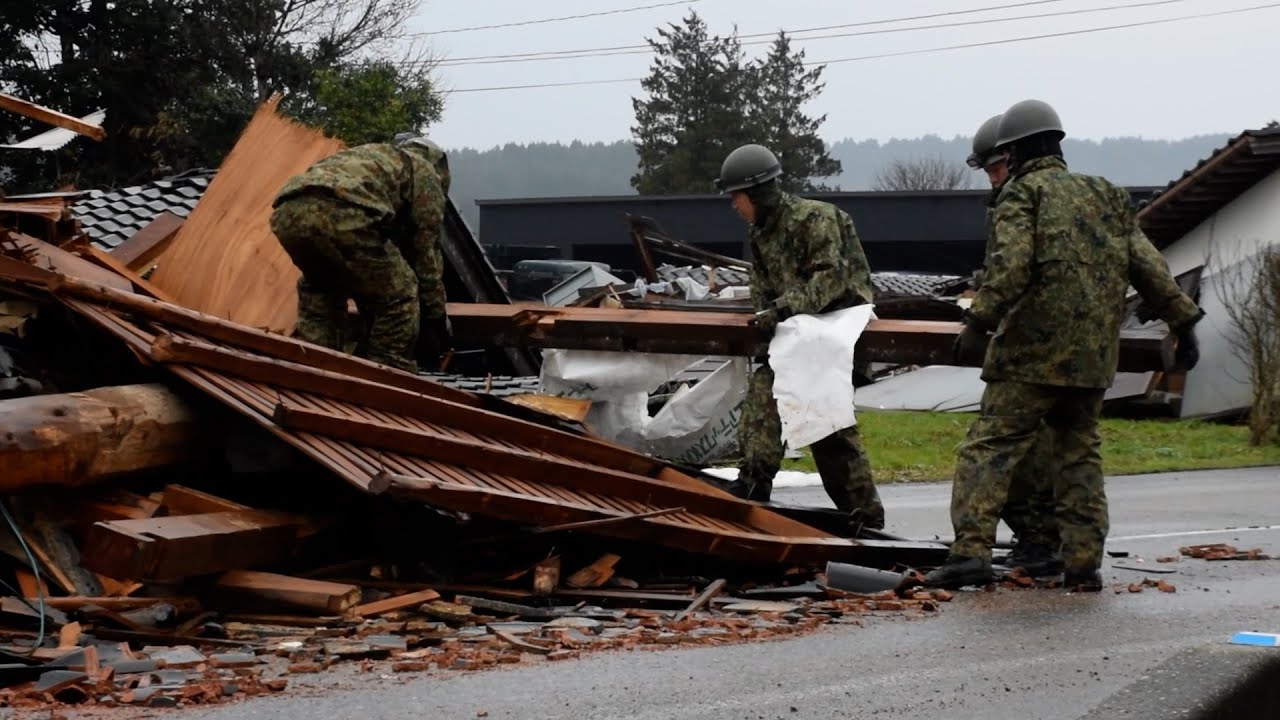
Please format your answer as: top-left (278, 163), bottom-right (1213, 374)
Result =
top-left (630, 11), bottom-right (760, 194)
top-left (751, 32), bottom-right (842, 192)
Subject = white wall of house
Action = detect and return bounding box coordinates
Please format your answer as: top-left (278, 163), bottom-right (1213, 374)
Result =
top-left (1156, 168), bottom-right (1280, 417)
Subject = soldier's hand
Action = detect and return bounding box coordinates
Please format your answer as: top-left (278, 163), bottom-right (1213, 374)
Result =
top-left (971, 269), bottom-right (986, 290)
top-left (753, 308), bottom-right (780, 335)
top-left (416, 314), bottom-right (454, 370)
top-left (952, 323), bottom-right (988, 365)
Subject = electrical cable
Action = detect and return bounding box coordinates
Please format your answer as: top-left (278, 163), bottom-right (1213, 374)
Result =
top-left (441, 3), bottom-right (1280, 93)
top-left (0, 500), bottom-right (46, 655)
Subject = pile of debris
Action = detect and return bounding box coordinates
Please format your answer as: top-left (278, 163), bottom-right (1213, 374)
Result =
top-left (0, 94), bottom-right (967, 710)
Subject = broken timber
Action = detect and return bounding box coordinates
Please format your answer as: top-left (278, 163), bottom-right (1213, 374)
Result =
top-left (0, 265), bottom-right (950, 570)
top-left (0, 384), bottom-right (206, 493)
top-left (445, 303), bottom-right (1173, 372)
top-left (0, 92), bottom-right (106, 141)
top-left (82, 510), bottom-right (310, 581)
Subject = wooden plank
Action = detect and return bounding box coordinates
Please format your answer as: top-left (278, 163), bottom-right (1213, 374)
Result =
top-left (351, 589), bottom-right (442, 618)
top-left (78, 244), bottom-right (177, 303)
top-left (447, 303), bottom-right (1172, 373)
top-left (565, 554), bottom-right (621, 589)
top-left (504, 394), bottom-right (591, 424)
top-left (57, 622), bottom-right (82, 649)
top-left (215, 571), bottom-right (360, 613)
top-left (0, 384), bottom-right (206, 493)
top-left (159, 485), bottom-right (249, 516)
top-left (147, 95), bottom-right (346, 332)
top-left (674, 579), bottom-right (726, 621)
top-left (0, 92), bottom-right (105, 140)
top-left (109, 211), bottom-right (184, 269)
top-left (15, 570), bottom-right (47, 599)
top-left (9, 231), bottom-right (132, 291)
top-left (81, 510), bottom-right (307, 581)
top-left (41, 276), bottom-right (488, 408)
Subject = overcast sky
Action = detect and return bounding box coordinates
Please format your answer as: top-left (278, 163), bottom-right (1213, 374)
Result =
top-left (401, 0), bottom-right (1276, 150)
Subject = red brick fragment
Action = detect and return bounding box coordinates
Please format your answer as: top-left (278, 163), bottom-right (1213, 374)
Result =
top-left (392, 662), bottom-right (430, 673)
top-left (1157, 581), bottom-right (1176, 593)
top-left (287, 663), bottom-right (322, 674)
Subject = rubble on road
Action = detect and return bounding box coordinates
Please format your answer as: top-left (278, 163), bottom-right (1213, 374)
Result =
top-left (0, 96), bottom-right (962, 711)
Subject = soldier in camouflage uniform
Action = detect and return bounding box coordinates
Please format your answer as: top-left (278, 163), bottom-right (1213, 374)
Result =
top-left (715, 144), bottom-right (885, 528)
top-left (925, 99), bottom-right (1204, 590)
top-left (269, 134), bottom-right (453, 373)
top-left (967, 114), bottom-right (1062, 577)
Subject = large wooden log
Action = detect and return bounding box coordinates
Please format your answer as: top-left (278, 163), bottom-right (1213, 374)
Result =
top-left (0, 384), bottom-right (206, 492)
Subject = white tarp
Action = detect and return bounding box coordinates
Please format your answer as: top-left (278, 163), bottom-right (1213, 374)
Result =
top-left (540, 349), bottom-right (748, 463)
top-left (769, 304), bottom-right (876, 449)
top-left (1, 109), bottom-right (106, 151)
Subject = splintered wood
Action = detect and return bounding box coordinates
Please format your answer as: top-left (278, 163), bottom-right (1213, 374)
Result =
top-left (147, 94), bottom-right (345, 333)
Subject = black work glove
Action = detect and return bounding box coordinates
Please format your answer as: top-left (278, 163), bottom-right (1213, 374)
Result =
top-left (1174, 322), bottom-right (1200, 371)
top-left (417, 314), bottom-right (454, 370)
top-left (953, 312), bottom-right (991, 365)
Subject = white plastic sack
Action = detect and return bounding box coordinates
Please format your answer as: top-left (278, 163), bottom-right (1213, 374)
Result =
top-left (768, 304), bottom-right (876, 449)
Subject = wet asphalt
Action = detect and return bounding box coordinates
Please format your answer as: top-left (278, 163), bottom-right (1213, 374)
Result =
top-left (89, 467), bottom-right (1280, 720)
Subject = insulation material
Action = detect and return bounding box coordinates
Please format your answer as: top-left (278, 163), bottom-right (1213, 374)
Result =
top-left (147, 95), bottom-right (345, 333)
top-left (769, 305), bottom-right (876, 449)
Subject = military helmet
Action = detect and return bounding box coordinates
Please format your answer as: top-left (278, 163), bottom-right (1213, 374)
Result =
top-left (394, 133), bottom-right (450, 191)
top-left (714, 144), bottom-right (782, 193)
top-left (995, 99), bottom-right (1064, 148)
top-left (967, 114), bottom-right (1005, 169)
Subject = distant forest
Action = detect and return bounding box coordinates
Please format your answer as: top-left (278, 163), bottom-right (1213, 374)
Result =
top-left (446, 133), bottom-right (1233, 232)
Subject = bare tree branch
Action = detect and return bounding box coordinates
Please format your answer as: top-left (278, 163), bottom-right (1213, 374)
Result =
top-left (872, 155), bottom-right (972, 191)
top-left (1210, 237), bottom-right (1280, 445)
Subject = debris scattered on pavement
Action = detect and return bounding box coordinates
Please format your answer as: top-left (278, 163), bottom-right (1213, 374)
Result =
top-left (1180, 544), bottom-right (1272, 561)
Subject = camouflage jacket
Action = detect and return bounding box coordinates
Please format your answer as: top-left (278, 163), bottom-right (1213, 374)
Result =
top-left (274, 143), bottom-right (447, 318)
top-left (972, 156), bottom-right (1202, 388)
top-left (748, 194), bottom-right (874, 317)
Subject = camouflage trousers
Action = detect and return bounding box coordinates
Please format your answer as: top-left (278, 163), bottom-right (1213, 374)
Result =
top-left (269, 194), bottom-right (420, 372)
top-left (1001, 423), bottom-right (1060, 552)
top-left (737, 364), bottom-right (885, 528)
top-left (950, 381), bottom-right (1107, 572)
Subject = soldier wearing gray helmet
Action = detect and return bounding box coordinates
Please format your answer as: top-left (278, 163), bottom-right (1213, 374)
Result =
top-left (926, 99), bottom-right (1203, 590)
top-left (715, 143), bottom-right (885, 527)
top-left (966, 112), bottom-right (1062, 578)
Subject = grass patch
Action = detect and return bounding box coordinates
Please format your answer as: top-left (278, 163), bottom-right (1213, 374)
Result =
top-left (779, 410), bottom-right (1280, 483)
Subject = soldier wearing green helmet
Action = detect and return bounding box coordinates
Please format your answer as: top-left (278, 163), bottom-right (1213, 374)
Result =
top-left (714, 144), bottom-right (885, 528)
top-left (926, 99), bottom-right (1205, 591)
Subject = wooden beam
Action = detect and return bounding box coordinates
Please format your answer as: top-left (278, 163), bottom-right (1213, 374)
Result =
top-left (0, 92), bottom-right (105, 141)
top-left (446, 303), bottom-right (1171, 372)
top-left (81, 510), bottom-right (308, 581)
top-left (109, 211), bottom-right (184, 269)
top-left (0, 384), bottom-right (207, 493)
top-left (214, 571), bottom-right (360, 613)
top-left (11, 231), bottom-right (132, 291)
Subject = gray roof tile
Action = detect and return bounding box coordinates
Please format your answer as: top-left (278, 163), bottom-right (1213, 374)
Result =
top-left (71, 169), bottom-right (217, 250)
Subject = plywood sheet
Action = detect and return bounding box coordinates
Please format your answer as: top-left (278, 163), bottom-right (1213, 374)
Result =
top-left (148, 95), bottom-right (345, 333)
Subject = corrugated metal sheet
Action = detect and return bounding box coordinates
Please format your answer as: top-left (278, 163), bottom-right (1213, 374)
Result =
top-left (0, 109), bottom-right (106, 151)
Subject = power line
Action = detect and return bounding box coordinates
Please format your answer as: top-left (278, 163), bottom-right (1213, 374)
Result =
top-left (432, 0), bottom-right (1190, 68)
top-left (441, 3), bottom-right (1279, 94)
top-left (432, 0), bottom-right (1072, 64)
top-left (405, 0), bottom-right (703, 37)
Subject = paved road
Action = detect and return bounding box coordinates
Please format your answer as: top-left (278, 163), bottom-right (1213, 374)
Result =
top-left (148, 468), bottom-right (1280, 719)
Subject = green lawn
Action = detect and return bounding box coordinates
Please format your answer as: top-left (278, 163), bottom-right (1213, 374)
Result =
top-left (779, 410), bottom-right (1280, 483)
